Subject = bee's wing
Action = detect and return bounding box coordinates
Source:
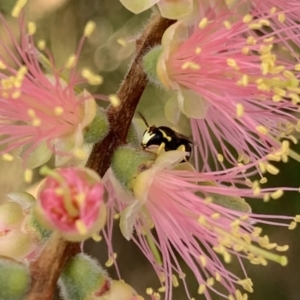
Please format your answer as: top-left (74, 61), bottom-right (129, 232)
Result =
top-left (174, 132), bottom-right (194, 144)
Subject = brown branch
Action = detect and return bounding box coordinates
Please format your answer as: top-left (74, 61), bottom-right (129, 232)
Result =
top-left (86, 14), bottom-right (175, 176)
top-left (25, 14), bottom-right (175, 300)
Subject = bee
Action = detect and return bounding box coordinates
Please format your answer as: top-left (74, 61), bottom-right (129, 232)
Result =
top-left (138, 112), bottom-right (193, 161)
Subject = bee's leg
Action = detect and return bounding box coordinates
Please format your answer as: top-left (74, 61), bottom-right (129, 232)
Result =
top-left (157, 142), bottom-right (166, 156)
top-left (177, 144), bottom-right (188, 161)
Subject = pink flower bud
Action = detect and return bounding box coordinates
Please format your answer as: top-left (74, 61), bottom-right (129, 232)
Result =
top-left (37, 167), bottom-right (106, 242)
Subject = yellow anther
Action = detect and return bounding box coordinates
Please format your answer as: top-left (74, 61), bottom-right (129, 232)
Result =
top-left (264, 243), bottom-right (277, 250)
top-left (241, 47), bottom-right (249, 55)
top-left (294, 64), bottom-right (300, 71)
top-left (281, 140), bottom-right (290, 154)
top-left (215, 272), bottom-right (221, 282)
top-left (238, 278), bottom-right (253, 293)
top-left (113, 213), bottom-right (120, 220)
top-left (11, 90), bottom-right (21, 99)
top-left (276, 245), bottom-right (289, 252)
top-left (258, 255), bottom-right (268, 266)
top-left (146, 288), bottom-right (153, 295)
top-left (54, 106), bottom-right (64, 116)
top-left (246, 36), bottom-right (256, 45)
top-left (223, 20), bottom-right (232, 29)
top-left (240, 74), bottom-right (249, 86)
top-left (108, 94), bottom-right (121, 108)
top-left (75, 220), bottom-right (87, 235)
top-left (258, 162), bottom-right (266, 174)
top-left (269, 7), bottom-right (277, 14)
top-left (198, 284), bottom-right (206, 294)
top-left (266, 153), bottom-right (281, 162)
top-left (211, 213), bottom-right (220, 219)
top-left (11, 0), bottom-right (27, 18)
top-left (207, 278), bottom-right (214, 286)
top-left (92, 233), bottom-right (102, 242)
top-left (81, 68), bottom-right (103, 85)
top-left (273, 87), bottom-right (286, 97)
top-left (227, 58), bottom-right (239, 69)
top-left (263, 36), bottom-right (274, 44)
top-left (288, 221), bottom-right (297, 230)
top-left (272, 95), bottom-right (282, 102)
top-left (278, 13), bottom-right (285, 23)
top-left (65, 55), bottom-right (76, 69)
top-left (198, 215), bottom-right (206, 225)
top-left (217, 153), bottom-right (224, 162)
top-left (243, 14), bottom-right (253, 23)
top-left (198, 17), bottom-right (208, 29)
top-left (270, 189), bottom-right (283, 200)
top-left (248, 23), bottom-right (262, 30)
top-left (24, 169), bottom-right (33, 183)
top-left (283, 70), bottom-right (295, 80)
top-left (259, 19), bottom-right (270, 27)
top-left (84, 21), bottom-right (96, 37)
top-left (199, 255), bottom-right (207, 267)
top-left (27, 22), bottom-right (36, 35)
top-left (289, 93), bottom-right (300, 104)
top-left (172, 275), bottom-right (179, 287)
top-left (259, 177), bottom-right (267, 184)
top-left (230, 219), bottom-right (241, 227)
top-left (32, 118), bottom-right (41, 127)
top-left (181, 61), bottom-right (200, 70)
top-left (240, 214), bottom-right (249, 221)
top-left (236, 103), bottom-right (244, 117)
top-left (158, 286), bottom-right (166, 293)
top-left (224, 251), bottom-right (231, 263)
top-left (294, 215), bottom-right (300, 222)
top-left (263, 193), bottom-right (270, 202)
top-left (256, 125), bottom-right (268, 135)
top-left (105, 253), bottom-right (117, 267)
top-left (37, 40), bottom-right (46, 50)
top-left (265, 163), bottom-right (279, 175)
top-left (2, 153), bottom-right (14, 162)
top-left (195, 47), bottom-right (202, 54)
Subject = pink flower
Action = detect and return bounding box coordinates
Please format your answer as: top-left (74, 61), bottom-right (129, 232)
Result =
top-left (103, 151), bottom-right (299, 300)
top-left (156, 7), bottom-right (300, 171)
top-left (0, 15), bottom-right (100, 168)
top-left (36, 167), bottom-right (106, 241)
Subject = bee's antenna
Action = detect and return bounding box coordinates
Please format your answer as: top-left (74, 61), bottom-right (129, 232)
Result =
top-left (137, 111), bottom-right (149, 127)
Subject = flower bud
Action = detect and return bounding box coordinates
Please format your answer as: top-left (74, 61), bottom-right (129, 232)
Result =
top-left (111, 146), bottom-right (155, 191)
top-left (36, 167), bottom-right (106, 241)
top-left (126, 122), bottom-right (139, 148)
top-left (0, 193), bottom-right (40, 261)
top-left (59, 253), bottom-right (138, 300)
top-left (0, 257), bottom-right (31, 300)
top-left (142, 46), bottom-right (163, 87)
top-left (59, 253), bottom-right (110, 300)
top-left (99, 280), bottom-right (138, 300)
top-left (84, 108), bottom-right (109, 144)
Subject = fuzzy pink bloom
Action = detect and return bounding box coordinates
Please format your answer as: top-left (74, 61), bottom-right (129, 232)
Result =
top-left (0, 15), bottom-right (99, 168)
top-left (157, 6), bottom-right (300, 171)
top-left (37, 167), bottom-right (106, 241)
top-left (103, 151), bottom-right (299, 300)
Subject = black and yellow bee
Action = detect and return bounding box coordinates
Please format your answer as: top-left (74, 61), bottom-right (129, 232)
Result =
top-left (138, 112), bottom-right (193, 161)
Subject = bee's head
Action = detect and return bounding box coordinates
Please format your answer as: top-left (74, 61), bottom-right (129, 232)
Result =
top-left (141, 126), bottom-right (161, 149)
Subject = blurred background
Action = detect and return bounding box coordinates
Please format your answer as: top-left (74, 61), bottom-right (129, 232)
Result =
top-left (0, 0), bottom-right (300, 299)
